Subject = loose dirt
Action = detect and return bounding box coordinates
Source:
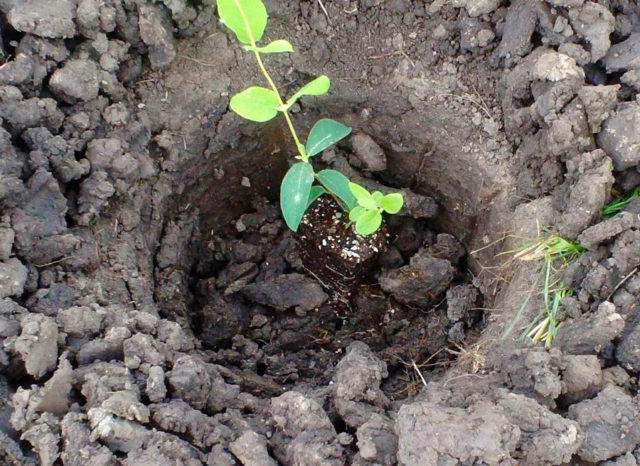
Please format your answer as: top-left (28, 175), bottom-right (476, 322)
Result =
top-left (1, 0), bottom-right (640, 464)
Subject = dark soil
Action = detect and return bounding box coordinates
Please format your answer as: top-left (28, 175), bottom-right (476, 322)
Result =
top-left (190, 191), bottom-right (458, 395)
top-left (1, 0), bottom-right (640, 465)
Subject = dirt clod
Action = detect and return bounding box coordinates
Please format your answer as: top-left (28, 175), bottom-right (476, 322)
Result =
top-left (379, 248), bottom-right (454, 306)
top-left (242, 273), bottom-right (328, 312)
top-left (7, 0), bottom-right (77, 39)
top-left (49, 59), bottom-right (100, 103)
top-left (561, 355), bottom-right (602, 404)
top-left (598, 102), bottom-right (640, 171)
top-left (616, 322), bottom-right (640, 372)
top-left (351, 133), bottom-right (387, 172)
top-left (396, 400), bottom-right (520, 464)
top-left (557, 301), bottom-right (625, 355)
top-left (569, 384), bottom-right (640, 463)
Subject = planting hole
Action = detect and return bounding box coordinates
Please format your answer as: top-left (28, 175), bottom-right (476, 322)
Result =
top-left (152, 102), bottom-right (496, 397)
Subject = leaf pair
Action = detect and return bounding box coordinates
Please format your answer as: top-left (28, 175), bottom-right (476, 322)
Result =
top-left (280, 166), bottom-right (354, 232)
top-left (230, 75), bottom-right (332, 124)
top-left (278, 116), bottom-right (356, 230)
top-left (348, 183), bottom-right (403, 235)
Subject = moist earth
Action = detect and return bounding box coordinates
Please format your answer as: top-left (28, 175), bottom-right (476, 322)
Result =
top-left (1, 0), bottom-right (640, 465)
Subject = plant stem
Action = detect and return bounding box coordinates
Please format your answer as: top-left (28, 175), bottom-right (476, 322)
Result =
top-left (231, 0), bottom-right (307, 161)
top-left (252, 52), bottom-right (305, 158)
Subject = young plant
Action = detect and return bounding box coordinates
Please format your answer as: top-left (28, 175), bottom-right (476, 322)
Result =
top-left (217, 0), bottom-right (403, 235)
top-left (348, 183), bottom-right (403, 235)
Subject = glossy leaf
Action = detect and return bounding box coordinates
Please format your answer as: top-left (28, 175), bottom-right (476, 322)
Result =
top-left (349, 206), bottom-right (366, 222)
top-left (280, 162), bottom-right (314, 231)
top-left (288, 76), bottom-right (330, 105)
top-left (316, 169), bottom-right (357, 210)
top-left (306, 185), bottom-right (326, 209)
top-left (349, 182), bottom-right (377, 210)
top-left (381, 193), bottom-right (404, 214)
top-left (230, 87), bottom-right (279, 122)
top-left (306, 119), bottom-right (352, 157)
top-left (355, 210), bottom-right (382, 236)
top-left (244, 39), bottom-right (293, 54)
top-left (217, 0), bottom-right (268, 44)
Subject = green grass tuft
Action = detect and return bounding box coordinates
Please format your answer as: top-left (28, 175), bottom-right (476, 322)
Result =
top-left (602, 188), bottom-right (639, 218)
top-left (523, 286), bottom-right (573, 348)
top-left (502, 227), bottom-right (585, 346)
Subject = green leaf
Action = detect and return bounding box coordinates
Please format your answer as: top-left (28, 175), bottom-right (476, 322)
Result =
top-left (381, 193), bottom-right (404, 214)
top-left (372, 191), bottom-right (384, 205)
top-left (357, 196), bottom-right (378, 211)
top-left (348, 182), bottom-right (370, 201)
top-left (280, 162), bottom-right (314, 231)
top-left (306, 119), bottom-right (352, 157)
top-left (355, 210), bottom-right (382, 236)
top-left (316, 169), bottom-right (357, 210)
top-left (348, 182), bottom-right (377, 210)
top-left (230, 87), bottom-right (279, 122)
top-left (306, 185), bottom-right (326, 209)
top-left (244, 39), bottom-right (293, 54)
top-left (217, 0), bottom-right (268, 44)
top-left (349, 206), bottom-right (366, 222)
top-left (288, 76), bottom-right (331, 105)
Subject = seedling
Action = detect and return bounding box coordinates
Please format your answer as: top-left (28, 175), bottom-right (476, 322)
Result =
top-left (217, 0), bottom-right (403, 234)
top-left (602, 188), bottom-right (639, 218)
top-left (348, 183), bottom-right (403, 235)
top-left (501, 226), bottom-right (585, 346)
